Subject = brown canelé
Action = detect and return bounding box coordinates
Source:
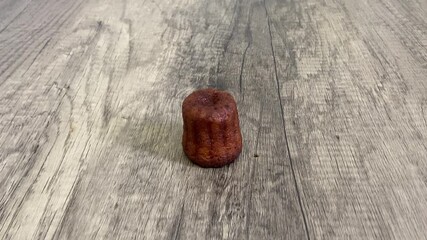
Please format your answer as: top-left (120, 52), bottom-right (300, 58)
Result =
top-left (182, 88), bottom-right (242, 167)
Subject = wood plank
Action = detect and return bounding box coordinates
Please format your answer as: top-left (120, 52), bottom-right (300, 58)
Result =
top-left (175, 0), bottom-right (307, 239)
top-left (0, 0), bottom-right (88, 239)
top-left (265, 0), bottom-right (427, 239)
top-left (0, 0), bottom-right (307, 239)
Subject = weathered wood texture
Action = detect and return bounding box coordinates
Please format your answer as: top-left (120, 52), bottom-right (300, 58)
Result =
top-left (0, 0), bottom-right (426, 239)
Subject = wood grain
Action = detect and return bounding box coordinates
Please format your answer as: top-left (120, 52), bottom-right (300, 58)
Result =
top-left (265, 0), bottom-right (427, 239)
top-left (0, 0), bottom-right (426, 239)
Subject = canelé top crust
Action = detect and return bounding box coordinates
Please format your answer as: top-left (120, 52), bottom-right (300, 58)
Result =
top-left (182, 88), bottom-right (237, 123)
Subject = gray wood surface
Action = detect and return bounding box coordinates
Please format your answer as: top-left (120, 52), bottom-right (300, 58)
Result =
top-left (0, 0), bottom-right (426, 239)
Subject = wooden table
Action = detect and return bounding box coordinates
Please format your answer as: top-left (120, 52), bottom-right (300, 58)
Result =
top-left (1, 0), bottom-right (427, 239)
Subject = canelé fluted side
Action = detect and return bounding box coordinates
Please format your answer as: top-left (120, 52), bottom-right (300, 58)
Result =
top-left (182, 88), bottom-right (242, 168)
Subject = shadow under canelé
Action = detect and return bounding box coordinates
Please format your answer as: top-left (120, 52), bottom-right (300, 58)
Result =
top-left (116, 115), bottom-right (194, 167)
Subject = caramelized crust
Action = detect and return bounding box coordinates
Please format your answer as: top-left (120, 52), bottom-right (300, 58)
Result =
top-left (182, 88), bottom-right (242, 167)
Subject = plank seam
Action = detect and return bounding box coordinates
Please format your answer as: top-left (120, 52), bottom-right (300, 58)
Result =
top-left (263, 1), bottom-right (311, 239)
